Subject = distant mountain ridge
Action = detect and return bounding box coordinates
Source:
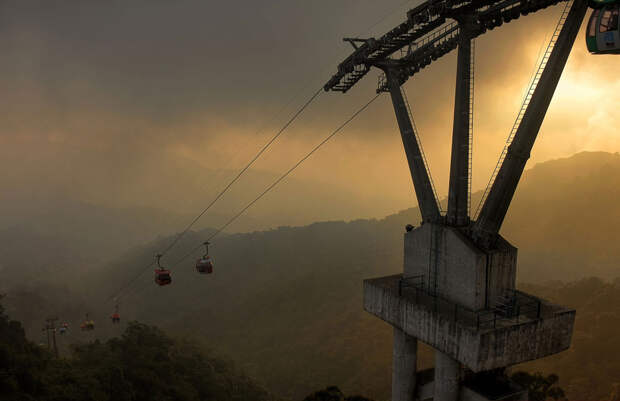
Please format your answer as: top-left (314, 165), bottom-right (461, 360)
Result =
top-left (5, 151), bottom-right (620, 400)
top-left (78, 151), bottom-right (620, 398)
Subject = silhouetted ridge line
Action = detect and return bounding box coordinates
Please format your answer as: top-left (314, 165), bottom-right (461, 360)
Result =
top-left (106, 91), bottom-right (376, 303)
top-left (159, 87), bottom-right (323, 260)
top-left (170, 93), bottom-right (383, 267)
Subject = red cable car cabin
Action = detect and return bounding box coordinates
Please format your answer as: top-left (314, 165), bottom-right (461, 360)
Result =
top-left (195, 255), bottom-right (214, 274)
top-left (155, 269), bottom-right (172, 286)
top-left (111, 313), bottom-right (120, 323)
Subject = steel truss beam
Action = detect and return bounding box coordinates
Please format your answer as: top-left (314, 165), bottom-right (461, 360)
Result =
top-left (324, 0), bottom-right (567, 93)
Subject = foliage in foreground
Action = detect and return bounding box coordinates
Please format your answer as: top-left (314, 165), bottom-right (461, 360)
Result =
top-left (0, 297), bottom-right (272, 401)
top-left (511, 371), bottom-right (566, 401)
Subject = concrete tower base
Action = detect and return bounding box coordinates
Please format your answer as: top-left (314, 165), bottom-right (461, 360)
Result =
top-left (435, 352), bottom-right (461, 401)
top-left (392, 327), bottom-right (418, 401)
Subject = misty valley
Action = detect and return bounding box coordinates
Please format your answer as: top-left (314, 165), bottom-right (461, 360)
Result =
top-left (2, 0), bottom-right (619, 398)
top-left (2, 152), bottom-right (620, 400)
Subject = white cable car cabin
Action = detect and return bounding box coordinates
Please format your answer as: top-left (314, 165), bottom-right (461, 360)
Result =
top-left (586, 3), bottom-right (620, 54)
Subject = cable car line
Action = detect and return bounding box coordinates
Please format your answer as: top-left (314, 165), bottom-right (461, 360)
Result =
top-left (115, 93), bottom-right (380, 300)
top-left (112, 92), bottom-right (383, 302)
top-left (98, 1), bottom-right (420, 307)
top-left (105, 260), bottom-right (155, 303)
top-left (169, 93), bottom-right (383, 268)
top-left (157, 87), bottom-right (324, 260)
top-left (103, 87), bottom-right (323, 303)
top-left (205, 93), bottom-right (383, 243)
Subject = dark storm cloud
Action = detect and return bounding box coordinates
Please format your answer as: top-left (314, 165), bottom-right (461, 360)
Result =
top-left (0, 0), bottom-right (571, 142)
top-left (0, 0), bottom-right (616, 226)
top-left (0, 1), bottom-right (409, 124)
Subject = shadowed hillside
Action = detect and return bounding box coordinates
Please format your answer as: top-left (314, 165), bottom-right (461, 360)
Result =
top-left (4, 151), bottom-right (620, 400)
top-left (0, 297), bottom-right (275, 401)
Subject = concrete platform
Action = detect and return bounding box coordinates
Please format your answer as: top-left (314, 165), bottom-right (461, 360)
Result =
top-left (364, 274), bottom-right (575, 372)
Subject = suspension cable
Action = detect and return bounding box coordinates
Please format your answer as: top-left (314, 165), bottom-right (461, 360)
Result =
top-left (170, 93), bottom-right (383, 267)
top-left (104, 88), bottom-right (323, 303)
top-left (158, 87), bottom-right (323, 259)
top-left (101, 1), bottom-right (412, 304)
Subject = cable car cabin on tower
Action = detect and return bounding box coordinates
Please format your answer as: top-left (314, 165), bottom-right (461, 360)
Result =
top-left (586, 0), bottom-right (620, 53)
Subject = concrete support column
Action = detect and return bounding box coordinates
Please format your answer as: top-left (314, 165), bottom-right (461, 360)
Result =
top-left (434, 351), bottom-right (461, 401)
top-left (386, 69), bottom-right (441, 223)
top-left (473, 0), bottom-right (588, 243)
top-left (392, 327), bottom-right (417, 401)
top-left (447, 22), bottom-right (473, 227)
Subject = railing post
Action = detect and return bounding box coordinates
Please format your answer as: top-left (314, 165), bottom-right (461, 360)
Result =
top-left (399, 278), bottom-right (403, 296)
top-left (493, 311), bottom-right (497, 328)
top-left (537, 300), bottom-right (541, 318)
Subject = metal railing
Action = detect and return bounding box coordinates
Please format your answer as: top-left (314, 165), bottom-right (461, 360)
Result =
top-left (397, 275), bottom-right (543, 330)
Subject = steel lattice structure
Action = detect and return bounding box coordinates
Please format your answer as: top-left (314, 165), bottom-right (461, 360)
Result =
top-left (324, 0), bottom-right (568, 93)
top-left (324, 1), bottom-right (591, 400)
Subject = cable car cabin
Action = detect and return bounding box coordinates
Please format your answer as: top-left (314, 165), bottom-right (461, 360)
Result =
top-left (80, 320), bottom-right (95, 331)
top-left (111, 313), bottom-right (120, 323)
top-left (586, 4), bottom-right (620, 54)
top-left (195, 256), bottom-right (214, 274)
top-left (155, 269), bottom-right (172, 286)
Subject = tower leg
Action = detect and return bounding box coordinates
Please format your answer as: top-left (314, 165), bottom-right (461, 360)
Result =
top-left (386, 70), bottom-right (441, 224)
top-left (447, 25), bottom-right (473, 227)
top-left (434, 351), bottom-right (460, 401)
top-left (473, 0), bottom-right (588, 243)
top-left (392, 327), bottom-right (417, 401)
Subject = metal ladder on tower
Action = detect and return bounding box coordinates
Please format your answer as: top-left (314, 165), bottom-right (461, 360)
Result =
top-left (400, 86), bottom-right (444, 213)
top-left (467, 38), bottom-right (475, 217)
top-left (473, 0), bottom-right (573, 220)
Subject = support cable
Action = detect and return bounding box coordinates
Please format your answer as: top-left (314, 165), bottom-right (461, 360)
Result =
top-left (158, 87), bottom-right (323, 258)
top-left (104, 87), bottom-right (323, 303)
top-left (170, 93), bottom-right (383, 267)
top-left (101, 1), bottom-right (413, 305)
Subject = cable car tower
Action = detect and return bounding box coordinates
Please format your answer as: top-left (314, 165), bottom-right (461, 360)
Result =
top-left (324, 0), bottom-right (593, 400)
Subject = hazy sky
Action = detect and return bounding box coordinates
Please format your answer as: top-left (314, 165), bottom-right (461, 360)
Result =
top-left (1, 1), bottom-right (618, 228)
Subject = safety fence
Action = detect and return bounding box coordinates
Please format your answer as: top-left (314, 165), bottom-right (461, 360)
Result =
top-left (397, 275), bottom-right (543, 330)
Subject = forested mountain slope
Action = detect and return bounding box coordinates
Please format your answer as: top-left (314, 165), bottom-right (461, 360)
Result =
top-left (5, 151), bottom-right (620, 400)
